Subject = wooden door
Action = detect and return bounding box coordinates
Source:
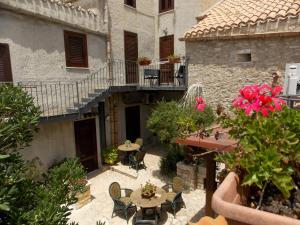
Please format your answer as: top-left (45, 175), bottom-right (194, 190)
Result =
top-left (124, 31), bottom-right (139, 84)
top-left (74, 119), bottom-right (98, 172)
top-left (0, 44), bottom-right (13, 82)
top-left (125, 106), bottom-right (141, 142)
top-left (160, 35), bottom-right (174, 84)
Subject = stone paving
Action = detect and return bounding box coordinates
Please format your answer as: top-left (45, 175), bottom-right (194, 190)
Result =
top-left (69, 145), bottom-right (206, 225)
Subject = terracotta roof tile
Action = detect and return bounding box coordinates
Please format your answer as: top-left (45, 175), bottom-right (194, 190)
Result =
top-left (184, 0), bottom-right (300, 40)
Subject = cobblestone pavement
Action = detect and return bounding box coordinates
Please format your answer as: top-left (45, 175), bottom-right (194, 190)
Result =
top-left (69, 145), bottom-right (206, 225)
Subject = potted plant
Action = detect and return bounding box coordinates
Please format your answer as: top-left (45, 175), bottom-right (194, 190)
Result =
top-left (168, 54), bottom-right (181, 64)
top-left (125, 140), bottom-right (132, 147)
top-left (138, 57), bottom-right (151, 66)
top-left (102, 146), bottom-right (119, 165)
top-left (141, 181), bottom-right (157, 199)
top-left (212, 84), bottom-right (300, 225)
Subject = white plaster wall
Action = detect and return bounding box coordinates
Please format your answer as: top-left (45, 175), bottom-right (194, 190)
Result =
top-left (107, 0), bottom-right (155, 61)
top-left (0, 10), bottom-right (107, 82)
top-left (21, 120), bottom-right (76, 173)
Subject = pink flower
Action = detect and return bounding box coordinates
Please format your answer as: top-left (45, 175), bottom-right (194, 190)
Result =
top-left (195, 97), bottom-right (206, 112)
top-left (232, 84), bottom-right (286, 117)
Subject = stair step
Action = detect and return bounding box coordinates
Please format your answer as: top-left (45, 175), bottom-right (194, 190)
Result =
top-left (81, 97), bottom-right (93, 103)
top-left (94, 89), bottom-right (105, 93)
top-left (66, 107), bottom-right (79, 114)
top-left (74, 102), bottom-right (85, 108)
top-left (88, 93), bottom-right (99, 98)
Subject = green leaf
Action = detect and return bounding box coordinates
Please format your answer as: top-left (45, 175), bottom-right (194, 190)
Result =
top-left (0, 203), bottom-right (10, 211)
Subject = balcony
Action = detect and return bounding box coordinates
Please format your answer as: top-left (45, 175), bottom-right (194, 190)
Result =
top-left (9, 58), bottom-right (188, 120)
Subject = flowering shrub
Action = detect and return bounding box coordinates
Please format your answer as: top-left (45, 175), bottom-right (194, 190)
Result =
top-left (233, 84), bottom-right (286, 117)
top-left (218, 84), bottom-right (300, 204)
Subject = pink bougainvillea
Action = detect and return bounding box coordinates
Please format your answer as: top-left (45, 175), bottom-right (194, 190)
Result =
top-left (233, 84), bottom-right (286, 117)
top-left (195, 97), bottom-right (206, 112)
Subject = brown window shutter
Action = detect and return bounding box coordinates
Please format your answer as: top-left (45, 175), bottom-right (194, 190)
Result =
top-left (64, 31), bottom-right (88, 68)
top-left (0, 44), bottom-right (13, 82)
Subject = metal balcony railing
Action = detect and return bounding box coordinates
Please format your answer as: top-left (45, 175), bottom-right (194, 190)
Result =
top-left (1, 58), bottom-right (188, 118)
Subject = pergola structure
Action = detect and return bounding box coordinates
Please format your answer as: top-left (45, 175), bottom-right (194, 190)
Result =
top-left (177, 126), bottom-right (237, 216)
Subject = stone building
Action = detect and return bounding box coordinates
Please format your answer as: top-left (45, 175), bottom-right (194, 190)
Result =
top-left (181, 0), bottom-right (300, 108)
top-left (0, 0), bottom-right (219, 173)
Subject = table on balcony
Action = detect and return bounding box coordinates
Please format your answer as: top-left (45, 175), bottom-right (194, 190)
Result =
top-left (144, 69), bottom-right (160, 86)
top-left (176, 126), bottom-right (237, 217)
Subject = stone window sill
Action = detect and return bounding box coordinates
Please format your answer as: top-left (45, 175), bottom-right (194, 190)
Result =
top-left (159, 9), bottom-right (174, 16)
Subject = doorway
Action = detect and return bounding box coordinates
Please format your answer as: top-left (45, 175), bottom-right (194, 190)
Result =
top-left (124, 31), bottom-right (139, 84)
top-left (159, 35), bottom-right (174, 84)
top-left (0, 43), bottom-right (13, 82)
top-left (125, 106), bottom-right (141, 142)
top-left (74, 118), bottom-right (98, 172)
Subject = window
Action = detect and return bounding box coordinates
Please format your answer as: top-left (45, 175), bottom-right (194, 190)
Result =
top-left (159, 0), bottom-right (174, 13)
top-left (0, 43), bottom-right (13, 82)
top-left (236, 49), bottom-right (252, 63)
top-left (124, 0), bottom-right (136, 8)
top-left (237, 53), bottom-right (252, 62)
top-left (64, 31), bottom-right (88, 68)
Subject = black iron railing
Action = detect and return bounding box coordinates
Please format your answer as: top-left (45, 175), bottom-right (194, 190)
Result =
top-left (1, 59), bottom-right (188, 118)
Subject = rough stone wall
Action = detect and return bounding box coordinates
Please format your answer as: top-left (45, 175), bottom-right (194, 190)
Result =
top-left (0, 10), bottom-right (107, 82)
top-left (186, 36), bottom-right (300, 108)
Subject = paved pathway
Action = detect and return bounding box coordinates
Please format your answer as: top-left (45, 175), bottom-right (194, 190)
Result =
top-left (69, 145), bottom-right (206, 225)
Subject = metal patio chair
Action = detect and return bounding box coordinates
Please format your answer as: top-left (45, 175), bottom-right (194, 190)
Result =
top-left (161, 176), bottom-right (186, 218)
top-left (109, 182), bottom-right (136, 223)
top-left (129, 151), bottom-right (146, 173)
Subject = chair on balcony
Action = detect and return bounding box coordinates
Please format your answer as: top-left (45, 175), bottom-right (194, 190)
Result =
top-left (135, 138), bottom-right (144, 151)
top-left (109, 182), bottom-right (136, 223)
top-left (161, 176), bottom-right (186, 218)
top-left (129, 151), bottom-right (146, 173)
top-left (144, 69), bottom-right (160, 86)
top-left (175, 65), bottom-right (186, 86)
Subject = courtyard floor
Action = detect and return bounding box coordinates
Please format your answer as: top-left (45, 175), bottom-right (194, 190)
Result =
top-left (69, 145), bottom-right (206, 225)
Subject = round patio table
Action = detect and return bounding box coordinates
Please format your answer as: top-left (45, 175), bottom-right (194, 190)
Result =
top-left (131, 187), bottom-right (167, 222)
top-left (118, 143), bottom-right (140, 164)
top-left (131, 187), bottom-right (167, 208)
top-left (118, 143), bottom-right (140, 152)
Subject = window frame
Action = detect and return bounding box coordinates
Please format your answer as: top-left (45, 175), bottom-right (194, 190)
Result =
top-left (64, 30), bottom-right (88, 68)
top-left (124, 0), bottom-right (136, 8)
top-left (159, 0), bottom-right (174, 13)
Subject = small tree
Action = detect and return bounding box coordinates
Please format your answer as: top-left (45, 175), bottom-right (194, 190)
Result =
top-left (0, 85), bottom-right (86, 225)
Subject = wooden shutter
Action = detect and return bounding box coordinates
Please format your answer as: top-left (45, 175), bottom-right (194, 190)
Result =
top-left (160, 35), bottom-right (174, 83)
top-left (64, 31), bottom-right (88, 68)
top-left (124, 31), bottom-right (138, 84)
top-left (159, 0), bottom-right (174, 13)
top-left (0, 44), bottom-right (13, 82)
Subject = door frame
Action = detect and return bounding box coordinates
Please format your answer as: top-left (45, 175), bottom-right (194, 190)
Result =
top-left (74, 117), bottom-right (100, 172)
top-left (125, 105), bottom-right (141, 142)
top-left (124, 30), bottom-right (139, 84)
top-left (0, 43), bottom-right (13, 82)
top-left (159, 35), bottom-right (174, 84)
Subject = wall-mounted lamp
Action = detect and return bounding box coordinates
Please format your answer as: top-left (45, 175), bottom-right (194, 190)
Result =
top-left (162, 28), bottom-right (168, 36)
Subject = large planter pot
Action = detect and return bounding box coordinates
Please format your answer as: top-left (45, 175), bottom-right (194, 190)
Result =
top-left (212, 172), bottom-right (300, 225)
top-left (75, 180), bottom-right (91, 209)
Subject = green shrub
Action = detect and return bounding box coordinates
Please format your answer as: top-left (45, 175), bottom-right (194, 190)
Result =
top-left (102, 146), bottom-right (119, 165)
top-left (147, 101), bottom-right (214, 144)
top-left (0, 85), bottom-right (86, 225)
top-left (160, 145), bottom-right (186, 177)
top-left (0, 85), bottom-right (41, 152)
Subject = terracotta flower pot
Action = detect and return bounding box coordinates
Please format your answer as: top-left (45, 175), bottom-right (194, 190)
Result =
top-left (212, 172), bottom-right (300, 225)
top-left (139, 59), bottom-right (151, 66)
top-left (168, 57), bottom-right (180, 64)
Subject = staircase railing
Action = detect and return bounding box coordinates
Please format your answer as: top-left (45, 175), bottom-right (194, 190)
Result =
top-left (2, 58), bottom-right (188, 118)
